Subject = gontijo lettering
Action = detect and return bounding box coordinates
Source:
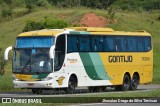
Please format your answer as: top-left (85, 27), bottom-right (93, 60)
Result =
top-left (108, 55), bottom-right (133, 63)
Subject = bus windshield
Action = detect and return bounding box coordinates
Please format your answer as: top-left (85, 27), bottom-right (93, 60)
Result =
top-left (13, 49), bottom-right (52, 74)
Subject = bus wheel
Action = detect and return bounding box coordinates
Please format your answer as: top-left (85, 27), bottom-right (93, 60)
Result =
top-left (115, 74), bottom-right (131, 91)
top-left (65, 77), bottom-right (76, 94)
top-left (32, 89), bottom-right (42, 94)
top-left (130, 74), bottom-right (139, 90)
top-left (122, 74), bottom-right (131, 91)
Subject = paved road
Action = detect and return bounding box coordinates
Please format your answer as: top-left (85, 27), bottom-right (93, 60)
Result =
top-left (0, 84), bottom-right (160, 97)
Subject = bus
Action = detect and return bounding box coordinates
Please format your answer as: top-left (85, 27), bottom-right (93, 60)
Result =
top-left (4, 27), bottom-right (153, 94)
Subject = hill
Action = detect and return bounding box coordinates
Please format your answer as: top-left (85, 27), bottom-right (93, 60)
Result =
top-left (0, 7), bottom-right (160, 91)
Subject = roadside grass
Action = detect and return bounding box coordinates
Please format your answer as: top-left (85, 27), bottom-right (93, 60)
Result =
top-left (0, 8), bottom-right (160, 93)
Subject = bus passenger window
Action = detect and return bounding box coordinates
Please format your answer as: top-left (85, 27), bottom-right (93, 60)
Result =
top-left (144, 37), bottom-right (151, 51)
top-left (67, 36), bottom-right (79, 52)
top-left (115, 38), bottom-right (122, 52)
top-left (127, 37), bottom-right (138, 52)
top-left (104, 37), bottom-right (115, 52)
top-left (92, 36), bottom-right (104, 52)
top-left (79, 36), bottom-right (90, 51)
top-left (137, 37), bottom-right (144, 52)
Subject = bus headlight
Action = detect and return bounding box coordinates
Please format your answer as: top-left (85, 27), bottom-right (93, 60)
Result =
top-left (13, 75), bottom-right (20, 81)
top-left (41, 77), bottom-right (52, 81)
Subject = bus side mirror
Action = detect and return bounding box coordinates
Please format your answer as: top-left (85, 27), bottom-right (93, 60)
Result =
top-left (4, 46), bottom-right (13, 60)
top-left (49, 45), bottom-right (55, 59)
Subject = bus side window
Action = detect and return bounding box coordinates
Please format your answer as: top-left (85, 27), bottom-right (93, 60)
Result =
top-left (127, 37), bottom-right (138, 52)
top-left (127, 37), bottom-right (133, 51)
top-left (144, 37), bottom-right (151, 51)
top-left (137, 37), bottom-right (144, 52)
top-left (115, 38), bottom-right (122, 52)
top-left (121, 37), bottom-right (127, 52)
top-left (67, 35), bottom-right (79, 52)
top-left (79, 35), bottom-right (90, 52)
top-left (132, 37), bottom-right (137, 51)
top-left (104, 37), bottom-right (115, 52)
top-left (91, 36), bottom-right (104, 52)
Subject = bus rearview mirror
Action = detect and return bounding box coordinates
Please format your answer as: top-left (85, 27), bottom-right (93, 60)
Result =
top-left (4, 46), bottom-right (13, 60)
top-left (49, 45), bottom-right (55, 59)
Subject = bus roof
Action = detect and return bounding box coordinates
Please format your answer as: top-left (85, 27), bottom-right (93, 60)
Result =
top-left (18, 27), bottom-right (151, 37)
top-left (18, 29), bottom-right (64, 37)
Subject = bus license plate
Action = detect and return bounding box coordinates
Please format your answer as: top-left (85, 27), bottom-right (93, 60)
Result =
top-left (27, 83), bottom-right (34, 86)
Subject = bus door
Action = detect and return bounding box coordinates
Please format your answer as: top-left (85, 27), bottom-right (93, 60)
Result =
top-left (54, 35), bottom-right (66, 72)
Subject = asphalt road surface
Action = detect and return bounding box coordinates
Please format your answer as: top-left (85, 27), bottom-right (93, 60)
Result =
top-left (0, 84), bottom-right (160, 97)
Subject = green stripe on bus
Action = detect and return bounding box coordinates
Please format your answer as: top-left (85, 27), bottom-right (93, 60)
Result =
top-left (80, 31), bottom-right (90, 34)
top-left (69, 31), bottom-right (90, 35)
top-left (89, 53), bottom-right (110, 80)
top-left (79, 53), bottom-right (102, 80)
top-left (69, 31), bottom-right (80, 34)
top-left (80, 53), bottom-right (110, 80)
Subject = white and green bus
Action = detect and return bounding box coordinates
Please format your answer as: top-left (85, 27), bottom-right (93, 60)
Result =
top-left (4, 27), bottom-right (153, 94)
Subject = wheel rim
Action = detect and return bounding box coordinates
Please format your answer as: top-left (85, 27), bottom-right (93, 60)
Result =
top-left (131, 75), bottom-right (138, 89)
top-left (69, 82), bottom-right (75, 90)
top-left (123, 76), bottom-right (130, 90)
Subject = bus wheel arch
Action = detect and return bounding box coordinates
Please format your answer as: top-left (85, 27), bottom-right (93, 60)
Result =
top-left (130, 72), bottom-right (140, 90)
top-left (65, 74), bottom-right (78, 93)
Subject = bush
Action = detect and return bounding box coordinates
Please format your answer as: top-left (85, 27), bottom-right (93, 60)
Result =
top-left (108, 7), bottom-right (115, 19)
top-left (44, 17), bottom-right (69, 29)
top-left (36, 0), bottom-right (51, 8)
top-left (23, 17), bottom-right (69, 32)
top-left (23, 20), bottom-right (45, 32)
top-left (1, 8), bottom-right (13, 18)
top-left (25, 0), bottom-right (50, 12)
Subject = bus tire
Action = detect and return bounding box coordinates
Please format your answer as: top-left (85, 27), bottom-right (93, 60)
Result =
top-left (122, 74), bottom-right (131, 91)
top-left (65, 77), bottom-right (76, 94)
top-left (115, 74), bottom-right (131, 91)
top-left (31, 89), bottom-right (42, 94)
top-left (130, 74), bottom-right (139, 90)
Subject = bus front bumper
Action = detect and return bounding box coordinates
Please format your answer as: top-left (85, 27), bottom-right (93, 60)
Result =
top-left (13, 80), bottom-right (54, 89)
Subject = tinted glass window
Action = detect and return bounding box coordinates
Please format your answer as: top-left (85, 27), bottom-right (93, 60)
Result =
top-left (67, 34), bottom-right (151, 53)
top-left (67, 35), bottom-right (79, 52)
top-left (137, 37), bottom-right (144, 52)
top-left (92, 36), bottom-right (104, 51)
top-left (104, 36), bottom-right (115, 52)
top-left (79, 35), bottom-right (90, 51)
